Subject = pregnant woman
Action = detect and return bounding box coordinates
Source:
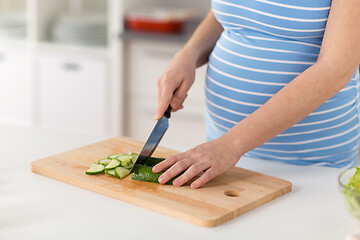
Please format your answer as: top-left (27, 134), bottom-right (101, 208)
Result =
top-left (153, 0), bottom-right (360, 188)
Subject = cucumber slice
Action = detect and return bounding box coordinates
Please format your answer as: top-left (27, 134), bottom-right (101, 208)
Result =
top-left (131, 153), bottom-right (139, 164)
top-left (105, 169), bottom-right (116, 177)
top-left (122, 162), bottom-right (133, 169)
top-left (117, 155), bottom-right (133, 167)
top-left (131, 165), bottom-right (174, 185)
top-left (108, 153), bottom-right (124, 159)
top-left (98, 159), bottom-right (112, 166)
top-left (115, 166), bottom-right (130, 179)
top-left (86, 163), bottom-right (105, 175)
top-left (105, 159), bottom-right (121, 170)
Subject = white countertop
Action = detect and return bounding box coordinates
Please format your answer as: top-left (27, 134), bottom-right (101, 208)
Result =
top-left (0, 124), bottom-right (359, 240)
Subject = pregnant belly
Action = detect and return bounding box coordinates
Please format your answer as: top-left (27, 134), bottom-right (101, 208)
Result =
top-left (205, 30), bottom-right (360, 166)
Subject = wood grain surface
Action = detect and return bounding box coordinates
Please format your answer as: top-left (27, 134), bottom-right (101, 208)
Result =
top-left (31, 137), bottom-right (292, 227)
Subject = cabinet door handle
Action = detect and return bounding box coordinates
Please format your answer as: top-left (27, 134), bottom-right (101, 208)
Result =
top-left (62, 62), bottom-right (81, 71)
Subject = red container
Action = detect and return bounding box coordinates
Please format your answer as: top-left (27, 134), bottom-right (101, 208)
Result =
top-left (125, 16), bottom-right (184, 34)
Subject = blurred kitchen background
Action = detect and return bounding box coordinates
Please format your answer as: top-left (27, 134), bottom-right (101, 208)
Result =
top-left (0, 0), bottom-right (211, 150)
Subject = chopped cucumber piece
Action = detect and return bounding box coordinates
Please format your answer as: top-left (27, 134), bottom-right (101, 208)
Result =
top-left (131, 153), bottom-right (139, 164)
top-left (117, 155), bottom-right (133, 161)
top-left (87, 151), bottom-right (171, 185)
top-left (98, 159), bottom-right (112, 166)
top-left (115, 167), bottom-right (130, 179)
top-left (86, 163), bottom-right (105, 175)
top-left (117, 155), bottom-right (133, 167)
top-left (105, 169), bottom-right (116, 177)
top-left (105, 159), bottom-right (121, 170)
top-left (108, 153), bottom-right (124, 159)
top-left (122, 162), bottom-right (133, 169)
top-left (131, 165), bottom-right (174, 185)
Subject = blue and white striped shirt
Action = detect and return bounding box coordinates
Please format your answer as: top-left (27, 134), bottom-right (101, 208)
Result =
top-left (205, 0), bottom-right (360, 168)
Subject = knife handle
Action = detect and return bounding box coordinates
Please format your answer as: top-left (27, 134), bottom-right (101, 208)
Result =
top-left (164, 105), bottom-right (171, 118)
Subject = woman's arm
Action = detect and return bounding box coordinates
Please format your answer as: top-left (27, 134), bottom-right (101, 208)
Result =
top-left (153, 0), bottom-right (360, 188)
top-left (155, 10), bottom-right (223, 119)
top-left (181, 9), bottom-right (224, 68)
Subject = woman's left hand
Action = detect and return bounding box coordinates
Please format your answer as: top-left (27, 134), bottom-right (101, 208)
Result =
top-left (152, 136), bottom-right (241, 189)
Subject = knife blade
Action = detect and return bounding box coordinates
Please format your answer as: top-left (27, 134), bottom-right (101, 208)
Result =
top-left (130, 105), bottom-right (171, 173)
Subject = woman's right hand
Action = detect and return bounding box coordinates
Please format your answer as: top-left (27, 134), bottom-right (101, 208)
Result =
top-left (155, 50), bottom-right (197, 120)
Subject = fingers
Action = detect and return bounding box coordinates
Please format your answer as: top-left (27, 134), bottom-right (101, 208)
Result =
top-left (157, 82), bottom-right (162, 111)
top-left (172, 162), bottom-right (209, 187)
top-left (170, 81), bottom-right (189, 111)
top-left (171, 104), bottom-right (184, 113)
top-left (158, 158), bottom-right (194, 184)
top-left (152, 154), bottom-right (181, 173)
top-left (155, 85), bottom-right (173, 120)
top-left (190, 167), bottom-right (219, 189)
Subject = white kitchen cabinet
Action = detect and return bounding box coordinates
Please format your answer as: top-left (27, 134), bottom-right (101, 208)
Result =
top-left (37, 54), bottom-right (108, 135)
top-left (0, 50), bottom-right (31, 125)
top-left (125, 40), bottom-right (206, 101)
top-left (124, 40), bottom-right (207, 149)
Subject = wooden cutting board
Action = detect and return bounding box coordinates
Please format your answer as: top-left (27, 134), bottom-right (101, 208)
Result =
top-left (31, 137), bottom-right (292, 227)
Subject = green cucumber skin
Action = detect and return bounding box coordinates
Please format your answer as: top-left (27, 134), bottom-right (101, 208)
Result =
top-left (85, 163), bottom-right (105, 175)
top-left (86, 170), bottom-right (104, 175)
top-left (105, 169), bottom-right (116, 177)
top-left (131, 165), bottom-right (174, 185)
top-left (144, 157), bottom-right (166, 167)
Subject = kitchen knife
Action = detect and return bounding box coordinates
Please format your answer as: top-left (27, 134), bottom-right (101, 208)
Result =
top-left (130, 105), bottom-right (171, 173)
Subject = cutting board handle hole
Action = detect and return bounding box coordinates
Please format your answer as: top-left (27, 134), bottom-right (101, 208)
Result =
top-left (224, 190), bottom-right (240, 197)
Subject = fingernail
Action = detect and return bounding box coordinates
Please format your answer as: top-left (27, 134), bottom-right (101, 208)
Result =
top-left (173, 180), bottom-right (179, 186)
top-left (158, 176), bottom-right (163, 184)
top-left (191, 184), bottom-right (197, 189)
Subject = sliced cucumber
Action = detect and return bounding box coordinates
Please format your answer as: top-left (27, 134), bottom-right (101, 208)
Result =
top-left (122, 162), bottom-right (134, 169)
top-left (115, 166), bottom-right (130, 179)
top-left (105, 169), bottom-right (116, 177)
top-left (87, 151), bottom-right (172, 185)
top-left (86, 163), bottom-right (105, 175)
top-left (105, 159), bottom-right (121, 169)
top-left (108, 153), bottom-right (124, 159)
top-left (98, 159), bottom-right (112, 166)
top-left (117, 155), bottom-right (133, 167)
top-left (131, 153), bottom-right (139, 164)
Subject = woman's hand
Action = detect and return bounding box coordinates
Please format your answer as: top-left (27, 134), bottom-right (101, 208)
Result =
top-left (155, 9), bottom-right (223, 120)
top-left (155, 50), bottom-right (197, 120)
top-left (152, 135), bottom-right (242, 188)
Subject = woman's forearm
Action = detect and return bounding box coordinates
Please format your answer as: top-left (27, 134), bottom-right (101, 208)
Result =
top-left (225, 61), bottom-right (359, 158)
top-left (179, 10), bottom-right (223, 68)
